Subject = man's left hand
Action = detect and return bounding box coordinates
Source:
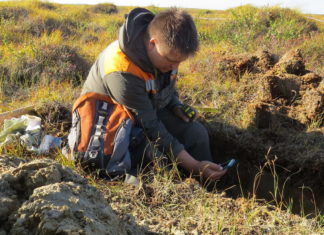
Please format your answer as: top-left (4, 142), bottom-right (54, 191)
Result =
top-left (173, 104), bottom-right (199, 122)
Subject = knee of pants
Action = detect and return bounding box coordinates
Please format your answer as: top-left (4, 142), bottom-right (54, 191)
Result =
top-left (183, 122), bottom-right (209, 146)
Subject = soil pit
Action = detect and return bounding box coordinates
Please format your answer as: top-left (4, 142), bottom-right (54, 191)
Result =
top-left (205, 49), bottom-right (323, 216)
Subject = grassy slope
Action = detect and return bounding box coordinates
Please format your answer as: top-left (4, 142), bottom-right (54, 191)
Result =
top-left (0, 1), bottom-right (323, 234)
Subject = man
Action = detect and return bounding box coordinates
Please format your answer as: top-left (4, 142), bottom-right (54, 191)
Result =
top-left (69, 7), bottom-right (226, 182)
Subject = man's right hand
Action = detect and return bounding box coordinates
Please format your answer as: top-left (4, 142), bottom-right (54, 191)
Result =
top-left (196, 161), bottom-right (227, 181)
top-left (176, 150), bottom-right (227, 182)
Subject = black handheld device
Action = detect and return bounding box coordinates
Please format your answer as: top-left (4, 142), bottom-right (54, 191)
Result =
top-left (220, 159), bottom-right (236, 169)
top-left (181, 104), bottom-right (196, 121)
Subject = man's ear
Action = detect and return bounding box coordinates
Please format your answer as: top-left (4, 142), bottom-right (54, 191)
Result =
top-left (147, 38), bottom-right (156, 50)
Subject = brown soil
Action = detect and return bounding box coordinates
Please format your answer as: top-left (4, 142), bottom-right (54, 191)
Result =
top-left (212, 48), bottom-right (323, 128)
top-left (255, 49), bottom-right (322, 129)
top-left (205, 48), bottom-right (323, 215)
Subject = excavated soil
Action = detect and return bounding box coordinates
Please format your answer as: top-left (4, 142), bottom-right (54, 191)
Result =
top-left (0, 155), bottom-right (146, 235)
top-left (205, 49), bottom-right (323, 215)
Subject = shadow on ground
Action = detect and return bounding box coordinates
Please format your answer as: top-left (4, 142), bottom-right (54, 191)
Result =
top-left (206, 116), bottom-right (324, 216)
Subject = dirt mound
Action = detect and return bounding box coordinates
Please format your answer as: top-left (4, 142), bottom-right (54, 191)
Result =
top-left (257, 54), bottom-right (322, 127)
top-left (214, 48), bottom-right (323, 127)
top-left (297, 88), bottom-right (324, 122)
top-left (0, 156), bottom-right (127, 234)
top-left (256, 50), bottom-right (278, 71)
top-left (206, 48), bottom-right (323, 214)
top-left (258, 74), bottom-right (301, 104)
top-left (236, 49), bottom-right (323, 127)
top-left (273, 49), bottom-right (306, 75)
top-left (216, 55), bottom-right (259, 80)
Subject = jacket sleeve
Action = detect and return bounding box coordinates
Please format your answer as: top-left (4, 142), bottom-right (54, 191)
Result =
top-left (103, 72), bottom-right (185, 157)
top-left (166, 90), bottom-right (183, 110)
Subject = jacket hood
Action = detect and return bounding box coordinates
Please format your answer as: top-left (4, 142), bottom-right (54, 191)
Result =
top-left (118, 8), bottom-right (155, 74)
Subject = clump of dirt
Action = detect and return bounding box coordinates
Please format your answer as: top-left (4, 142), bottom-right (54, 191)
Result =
top-left (0, 156), bottom-right (129, 234)
top-left (211, 48), bottom-right (323, 128)
top-left (216, 55), bottom-right (259, 80)
top-left (300, 72), bottom-right (322, 89)
top-left (256, 50), bottom-right (278, 71)
top-left (273, 49), bottom-right (306, 75)
top-left (257, 74), bottom-right (301, 104)
top-left (296, 88), bottom-right (323, 123)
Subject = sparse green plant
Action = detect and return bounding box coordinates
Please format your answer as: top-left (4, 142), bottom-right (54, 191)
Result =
top-left (0, 136), bottom-right (31, 159)
top-left (307, 112), bottom-right (324, 130)
top-left (317, 214), bottom-right (324, 227)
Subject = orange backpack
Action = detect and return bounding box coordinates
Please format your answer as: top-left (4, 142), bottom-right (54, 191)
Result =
top-left (67, 41), bottom-right (155, 177)
top-left (67, 92), bottom-right (137, 177)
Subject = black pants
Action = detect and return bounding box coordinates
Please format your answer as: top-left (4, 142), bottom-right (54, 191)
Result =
top-left (130, 108), bottom-right (213, 175)
top-left (157, 108), bottom-right (213, 162)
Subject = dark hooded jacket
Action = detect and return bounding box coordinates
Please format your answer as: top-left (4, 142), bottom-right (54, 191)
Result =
top-left (81, 8), bottom-right (184, 156)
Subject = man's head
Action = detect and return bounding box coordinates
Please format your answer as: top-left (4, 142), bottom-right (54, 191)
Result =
top-left (145, 8), bottom-right (199, 72)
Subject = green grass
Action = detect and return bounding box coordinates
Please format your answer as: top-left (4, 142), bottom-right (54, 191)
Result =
top-left (0, 1), bottom-right (323, 234)
top-left (0, 2), bottom-right (321, 95)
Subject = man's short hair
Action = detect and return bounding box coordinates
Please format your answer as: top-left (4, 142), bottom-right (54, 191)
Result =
top-left (148, 8), bottom-right (199, 56)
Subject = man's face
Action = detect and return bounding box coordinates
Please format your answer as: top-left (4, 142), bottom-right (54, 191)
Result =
top-left (146, 38), bottom-right (188, 73)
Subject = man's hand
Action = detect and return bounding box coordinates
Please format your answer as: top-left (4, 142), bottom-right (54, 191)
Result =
top-left (196, 161), bottom-right (227, 181)
top-left (173, 104), bottom-right (199, 122)
top-left (176, 150), bottom-right (227, 182)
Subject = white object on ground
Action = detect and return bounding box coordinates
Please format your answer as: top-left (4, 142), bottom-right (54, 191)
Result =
top-left (38, 135), bottom-right (62, 154)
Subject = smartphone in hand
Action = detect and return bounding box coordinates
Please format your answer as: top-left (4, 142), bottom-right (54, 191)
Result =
top-left (220, 159), bottom-right (236, 169)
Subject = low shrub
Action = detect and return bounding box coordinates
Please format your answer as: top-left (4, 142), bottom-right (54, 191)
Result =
top-left (36, 2), bottom-right (57, 10)
top-left (0, 44), bottom-right (90, 95)
top-left (80, 34), bottom-right (99, 44)
top-left (88, 3), bottom-right (118, 15)
top-left (0, 6), bottom-right (29, 21)
top-left (22, 17), bottom-right (76, 38)
top-left (300, 33), bottom-right (324, 75)
top-left (87, 23), bottom-right (106, 33)
top-left (35, 44), bottom-right (90, 85)
top-left (210, 5), bottom-right (318, 52)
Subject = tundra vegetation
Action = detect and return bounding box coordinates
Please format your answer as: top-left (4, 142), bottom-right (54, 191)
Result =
top-left (0, 1), bottom-right (323, 234)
